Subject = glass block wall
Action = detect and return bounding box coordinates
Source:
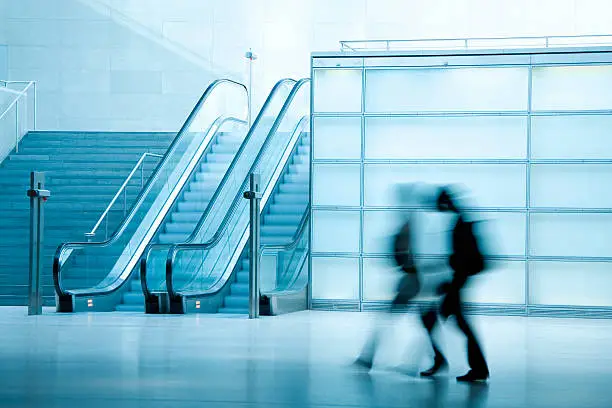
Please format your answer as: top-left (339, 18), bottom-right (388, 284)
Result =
top-left (310, 49), bottom-right (612, 316)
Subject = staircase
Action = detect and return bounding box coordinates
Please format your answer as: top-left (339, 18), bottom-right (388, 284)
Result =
top-left (0, 131), bottom-right (175, 306)
top-left (219, 131), bottom-right (310, 314)
top-left (115, 130), bottom-right (246, 312)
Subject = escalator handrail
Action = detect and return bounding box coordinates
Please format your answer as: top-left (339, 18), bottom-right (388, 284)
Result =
top-left (260, 208), bottom-right (310, 255)
top-left (53, 114), bottom-right (247, 298)
top-left (140, 79), bottom-right (297, 299)
top-left (164, 85), bottom-right (310, 299)
top-left (140, 78), bottom-right (297, 281)
top-left (165, 115), bottom-right (309, 299)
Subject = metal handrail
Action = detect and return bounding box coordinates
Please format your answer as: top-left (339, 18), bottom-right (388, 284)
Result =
top-left (0, 80), bottom-right (37, 154)
top-left (54, 78), bottom-right (247, 299)
top-left (163, 104), bottom-right (310, 300)
top-left (54, 115), bottom-right (247, 298)
top-left (340, 34), bottom-right (612, 52)
top-left (140, 78), bottom-right (297, 295)
top-left (261, 208), bottom-right (310, 255)
top-left (85, 152), bottom-right (163, 240)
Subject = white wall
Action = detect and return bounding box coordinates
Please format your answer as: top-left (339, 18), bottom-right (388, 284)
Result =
top-left (4, 0), bottom-right (612, 131)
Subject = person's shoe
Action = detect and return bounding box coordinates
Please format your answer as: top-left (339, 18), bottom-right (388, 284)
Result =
top-left (420, 357), bottom-right (448, 377)
top-left (456, 370), bottom-right (489, 383)
top-left (353, 357), bottom-right (373, 371)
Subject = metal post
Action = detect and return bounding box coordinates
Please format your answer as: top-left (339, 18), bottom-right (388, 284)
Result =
top-left (33, 82), bottom-right (37, 130)
top-left (27, 172), bottom-right (50, 316)
top-left (243, 173), bottom-right (262, 319)
top-left (245, 49), bottom-right (258, 128)
top-left (15, 103), bottom-right (19, 153)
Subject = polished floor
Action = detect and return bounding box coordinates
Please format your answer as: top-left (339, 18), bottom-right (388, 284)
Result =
top-left (0, 308), bottom-right (611, 407)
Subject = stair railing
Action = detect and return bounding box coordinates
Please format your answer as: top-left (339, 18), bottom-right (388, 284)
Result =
top-left (0, 80), bottom-right (37, 162)
top-left (85, 152), bottom-right (164, 241)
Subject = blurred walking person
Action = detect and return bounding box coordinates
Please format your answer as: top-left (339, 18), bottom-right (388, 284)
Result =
top-left (420, 187), bottom-right (490, 382)
top-left (354, 214), bottom-right (420, 370)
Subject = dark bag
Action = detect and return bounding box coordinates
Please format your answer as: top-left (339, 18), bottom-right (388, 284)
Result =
top-left (450, 220), bottom-right (486, 276)
top-left (393, 221), bottom-right (416, 274)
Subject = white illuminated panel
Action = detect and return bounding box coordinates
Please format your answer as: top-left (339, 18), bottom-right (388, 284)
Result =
top-left (532, 65), bottom-right (612, 111)
top-left (312, 210), bottom-right (360, 253)
top-left (365, 67), bottom-right (529, 113)
top-left (311, 257), bottom-right (360, 300)
top-left (313, 164), bottom-right (361, 206)
top-left (313, 116), bottom-right (362, 159)
top-left (464, 261), bottom-right (525, 304)
top-left (530, 214), bottom-right (612, 257)
top-left (362, 258), bottom-right (402, 301)
top-left (530, 261), bottom-right (612, 306)
top-left (313, 69), bottom-right (362, 113)
top-left (363, 164), bottom-right (526, 208)
top-left (365, 116), bottom-right (527, 159)
top-left (530, 165), bottom-right (612, 208)
top-left (531, 115), bottom-right (612, 159)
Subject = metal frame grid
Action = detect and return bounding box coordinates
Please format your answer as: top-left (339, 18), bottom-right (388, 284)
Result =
top-left (309, 48), bottom-right (612, 318)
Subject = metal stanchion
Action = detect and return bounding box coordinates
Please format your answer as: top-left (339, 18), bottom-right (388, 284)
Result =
top-left (27, 172), bottom-right (50, 316)
top-left (243, 173), bottom-right (262, 319)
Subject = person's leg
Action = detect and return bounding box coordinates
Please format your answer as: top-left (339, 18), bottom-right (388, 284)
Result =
top-left (419, 307), bottom-right (448, 376)
top-left (453, 293), bottom-right (489, 381)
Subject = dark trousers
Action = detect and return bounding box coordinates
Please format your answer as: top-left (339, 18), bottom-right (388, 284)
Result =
top-left (421, 288), bottom-right (489, 375)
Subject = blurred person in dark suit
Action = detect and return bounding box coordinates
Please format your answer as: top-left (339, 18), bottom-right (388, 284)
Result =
top-left (420, 187), bottom-right (489, 382)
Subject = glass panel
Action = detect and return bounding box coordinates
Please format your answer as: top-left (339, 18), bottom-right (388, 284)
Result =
top-left (313, 116), bottom-right (362, 159)
top-left (362, 258), bottom-right (402, 301)
top-left (363, 163), bottom-right (526, 208)
top-left (530, 164), bottom-right (612, 208)
top-left (313, 164), bottom-right (361, 206)
top-left (362, 211), bottom-right (404, 255)
top-left (530, 261), bottom-right (612, 306)
top-left (365, 67), bottom-right (528, 113)
top-left (531, 115), bottom-right (612, 159)
top-left (529, 214), bottom-right (612, 257)
top-left (365, 116), bottom-right (527, 159)
top-left (532, 65), bottom-right (612, 111)
top-left (464, 261), bottom-right (525, 304)
top-left (311, 257), bottom-right (360, 300)
top-left (313, 69), bottom-right (362, 113)
top-left (312, 210), bottom-right (360, 253)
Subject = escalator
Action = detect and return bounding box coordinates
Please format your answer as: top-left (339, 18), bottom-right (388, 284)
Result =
top-left (141, 79), bottom-right (311, 314)
top-left (53, 79), bottom-right (271, 312)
